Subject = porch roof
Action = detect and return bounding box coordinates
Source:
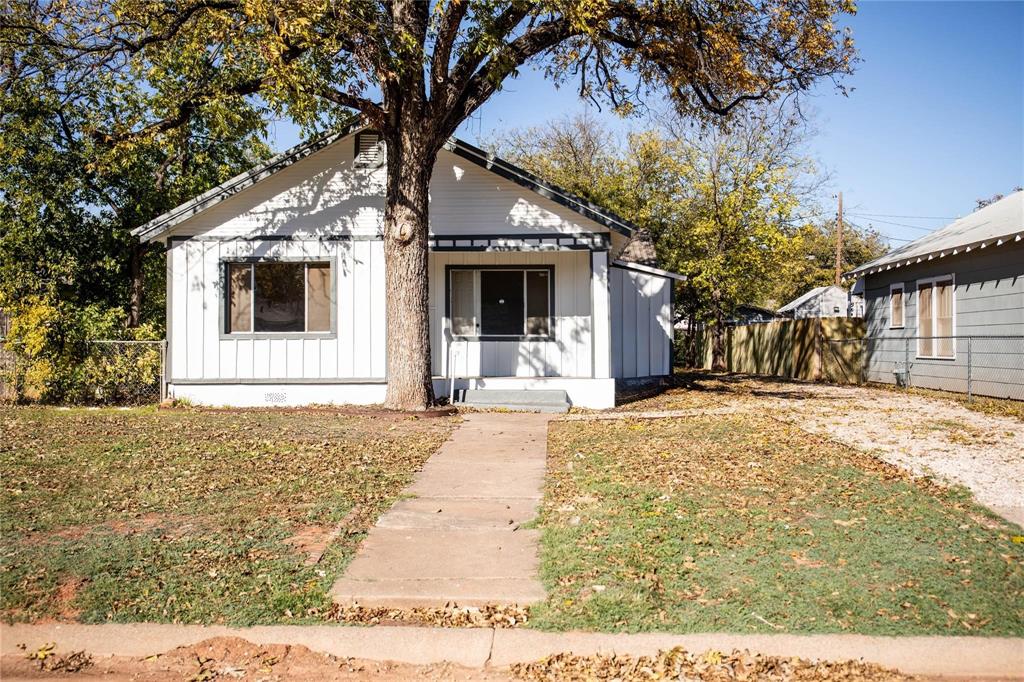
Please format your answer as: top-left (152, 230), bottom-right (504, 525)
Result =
top-left (428, 233), bottom-right (608, 252)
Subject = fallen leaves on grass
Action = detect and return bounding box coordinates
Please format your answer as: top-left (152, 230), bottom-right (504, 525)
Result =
top-left (533, 411), bottom-right (1024, 635)
top-left (329, 603), bottom-right (529, 628)
top-left (1, 407), bottom-right (458, 624)
top-left (511, 647), bottom-right (914, 681)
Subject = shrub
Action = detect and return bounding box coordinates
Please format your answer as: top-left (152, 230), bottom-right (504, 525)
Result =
top-left (1, 296), bottom-right (162, 404)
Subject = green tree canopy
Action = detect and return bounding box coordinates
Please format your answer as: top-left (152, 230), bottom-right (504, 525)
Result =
top-left (0, 49), bottom-right (270, 400)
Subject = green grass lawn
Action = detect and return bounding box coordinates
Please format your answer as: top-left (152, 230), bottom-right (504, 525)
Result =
top-left (531, 414), bottom-right (1024, 636)
top-left (0, 406), bottom-right (456, 625)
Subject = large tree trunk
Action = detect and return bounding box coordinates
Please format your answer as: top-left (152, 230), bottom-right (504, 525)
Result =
top-left (381, 127), bottom-right (438, 410)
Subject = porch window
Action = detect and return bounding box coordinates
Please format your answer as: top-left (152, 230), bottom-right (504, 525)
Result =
top-left (916, 275), bottom-right (954, 359)
top-left (889, 283), bottom-right (904, 328)
top-left (226, 262), bottom-right (332, 334)
top-left (449, 267), bottom-right (552, 338)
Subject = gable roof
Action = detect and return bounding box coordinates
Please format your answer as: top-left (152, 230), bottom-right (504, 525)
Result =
top-left (846, 191), bottom-right (1023, 278)
top-left (132, 123), bottom-right (638, 243)
top-left (777, 285), bottom-right (845, 314)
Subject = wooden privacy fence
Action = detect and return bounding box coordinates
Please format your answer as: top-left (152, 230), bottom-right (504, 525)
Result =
top-left (698, 318), bottom-right (866, 383)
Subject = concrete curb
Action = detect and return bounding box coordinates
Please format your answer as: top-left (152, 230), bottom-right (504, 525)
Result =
top-left (3, 624), bottom-right (1022, 678)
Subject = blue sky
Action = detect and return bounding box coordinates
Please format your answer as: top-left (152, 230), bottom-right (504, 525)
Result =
top-left (269, 1), bottom-right (1023, 248)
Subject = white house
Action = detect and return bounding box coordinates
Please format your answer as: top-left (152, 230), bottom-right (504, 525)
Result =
top-left (133, 124), bottom-right (685, 409)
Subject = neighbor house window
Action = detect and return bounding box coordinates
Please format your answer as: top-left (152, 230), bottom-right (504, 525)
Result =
top-left (226, 262), bottom-right (331, 334)
top-left (916, 275), bottom-right (954, 359)
top-left (449, 267), bottom-right (552, 338)
top-left (889, 283), bottom-right (904, 328)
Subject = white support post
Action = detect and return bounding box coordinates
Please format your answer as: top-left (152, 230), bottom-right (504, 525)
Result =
top-left (591, 250), bottom-right (612, 379)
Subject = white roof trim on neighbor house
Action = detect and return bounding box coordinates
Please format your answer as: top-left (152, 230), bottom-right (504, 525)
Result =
top-left (611, 259), bottom-right (687, 281)
top-left (845, 191), bottom-right (1024, 278)
top-left (777, 285), bottom-right (843, 314)
top-left (132, 121), bottom-right (640, 244)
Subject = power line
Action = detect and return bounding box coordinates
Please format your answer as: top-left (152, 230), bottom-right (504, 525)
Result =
top-left (846, 214), bottom-right (938, 232)
top-left (852, 211), bottom-right (956, 220)
top-left (844, 219), bottom-right (912, 243)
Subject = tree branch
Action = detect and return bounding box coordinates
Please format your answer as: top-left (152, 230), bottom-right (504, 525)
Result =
top-left (430, 0), bottom-right (470, 90)
top-left (441, 17), bottom-right (575, 135)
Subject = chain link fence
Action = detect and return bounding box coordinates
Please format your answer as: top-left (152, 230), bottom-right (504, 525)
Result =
top-left (823, 335), bottom-right (1024, 401)
top-left (0, 338), bottom-right (166, 405)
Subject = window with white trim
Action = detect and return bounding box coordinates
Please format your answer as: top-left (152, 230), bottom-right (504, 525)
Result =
top-left (889, 283), bottom-right (904, 328)
top-left (226, 262), bottom-right (331, 334)
top-left (449, 267), bottom-right (552, 338)
top-left (916, 275), bottom-right (954, 359)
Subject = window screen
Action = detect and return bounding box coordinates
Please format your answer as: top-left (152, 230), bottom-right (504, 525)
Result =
top-left (226, 262), bottom-right (331, 334)
top-left (450, 270), bottom-right (476, 335)
top-left (917, 277), bottom-right (954, 358)
top-left (449, 268), bottom-right (551, 338)
top-left (890, 285), bottom-right (904, 328)
top-left (918, 282), bottom-right (933, 357)
top-left (935, 279), bottom-right (953, 357)
top-left (525, 271), bottom-right (550, 335)
top-left (227, 263), bottom-right (252, 333)
top-left (306, 263), bottom-right (331, 332)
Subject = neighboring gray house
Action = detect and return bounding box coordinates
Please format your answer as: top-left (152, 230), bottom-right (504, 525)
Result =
top-left (846, 191), bottom-right (1023, 399)
top-left (778, 285), bottom-right (855, 319)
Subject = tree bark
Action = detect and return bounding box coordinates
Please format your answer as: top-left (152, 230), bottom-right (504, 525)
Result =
top-left (381, 126), bottom-right (438, 410)
top-left (128, 242), bottom-right (144, 328)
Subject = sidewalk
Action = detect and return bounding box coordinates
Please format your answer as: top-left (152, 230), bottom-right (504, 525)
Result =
top-left (329, 412), bottom-right (551, 607)
top-left (2, 623), bottom-right (1022, 679)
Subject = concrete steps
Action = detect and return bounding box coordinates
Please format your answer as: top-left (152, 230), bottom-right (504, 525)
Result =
top-left (460, 388), bottom-right (570, 413)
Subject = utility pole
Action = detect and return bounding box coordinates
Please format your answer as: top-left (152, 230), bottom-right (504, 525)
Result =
top-left (834, 191), bottom-right (844, 286)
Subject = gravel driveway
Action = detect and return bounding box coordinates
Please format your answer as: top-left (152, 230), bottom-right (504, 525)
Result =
top-left (621, 375), bottom-right (1024, 526)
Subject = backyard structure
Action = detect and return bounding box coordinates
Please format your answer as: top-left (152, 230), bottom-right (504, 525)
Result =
top-left (777, 285), bottom-right (858, 319)
top-left (845, 191), bottom-right (1023, 398)
top-left (131, 124), bottom-right (685, 410)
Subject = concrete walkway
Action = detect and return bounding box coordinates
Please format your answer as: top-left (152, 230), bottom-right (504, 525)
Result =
top-left (3, 623), bottom-right (1022, 679)
top-left (329, 412), bottom-right (551, 608)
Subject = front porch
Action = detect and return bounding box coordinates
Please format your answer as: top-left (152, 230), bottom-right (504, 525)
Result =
top-left (427, 235), bottom-right (615, 409)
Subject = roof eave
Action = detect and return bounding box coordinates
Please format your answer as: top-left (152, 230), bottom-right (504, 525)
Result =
top-left (611, 259), bottom-right (686, 281)
top-left (845, 231), bottom-right (1023, 279)
top-left (133, 120), bottom-right (364, 243)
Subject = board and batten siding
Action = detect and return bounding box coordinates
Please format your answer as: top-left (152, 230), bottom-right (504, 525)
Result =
top-left (609, 265), bottom-right (673, 379)
top-left (168, 238), bottom-right (386, 382)
top-left (861, 239), bottom-right (1024, 398)
top-left (164, 135), bottom-right (614, 242)
top-left (430, 250), bottom-right (593, 378)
